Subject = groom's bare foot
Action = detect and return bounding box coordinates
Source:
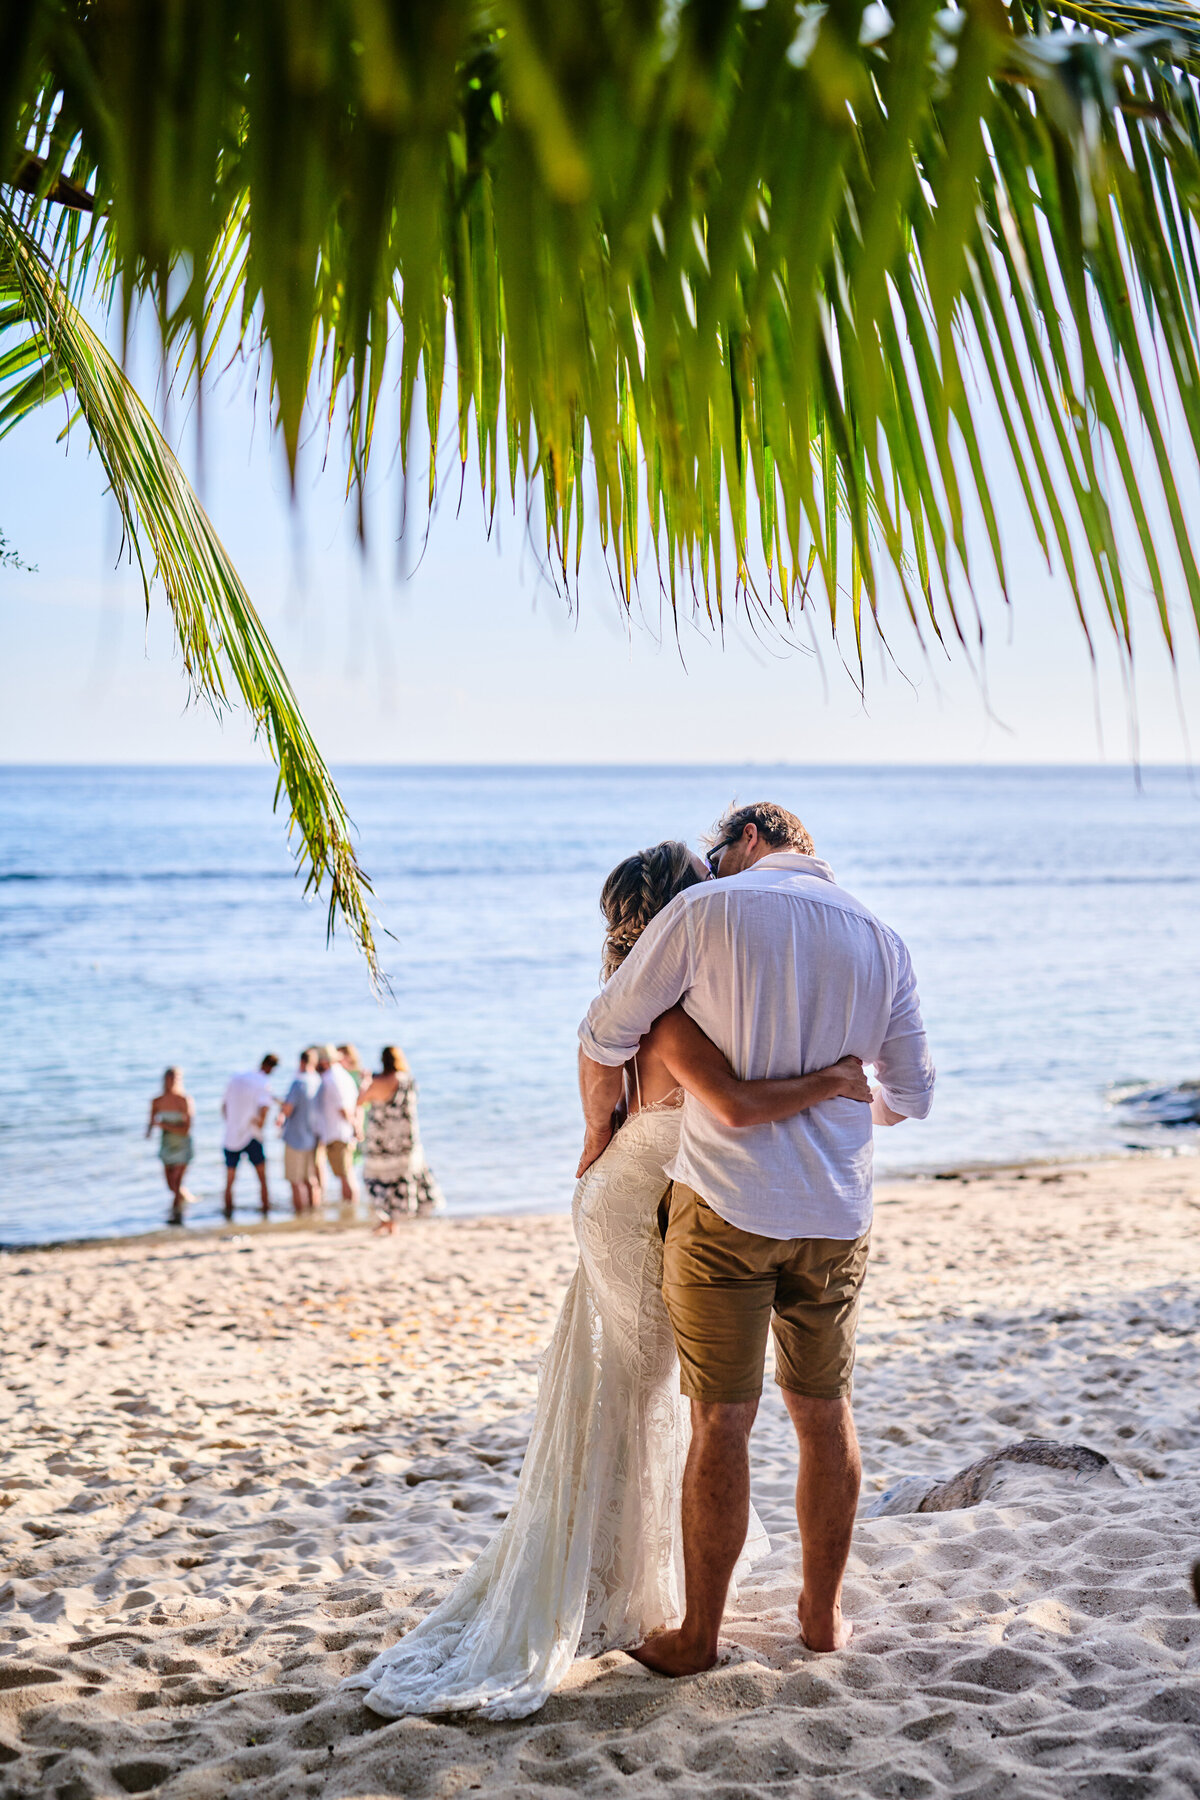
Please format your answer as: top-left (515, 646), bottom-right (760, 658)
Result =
top-left (797, 1592), bottom-right (852, 1652)
top-left (628, 1629), bottom-right (719, 1678)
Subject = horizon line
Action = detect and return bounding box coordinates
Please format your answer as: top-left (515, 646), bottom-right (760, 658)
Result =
top-left (0, 758), bottom-right (1195, 773)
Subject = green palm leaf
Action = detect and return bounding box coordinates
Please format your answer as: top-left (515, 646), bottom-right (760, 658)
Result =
top-left (0, 208), bottom-right (380, 978)
top-left (20, 1), bottom-right (1196, 660)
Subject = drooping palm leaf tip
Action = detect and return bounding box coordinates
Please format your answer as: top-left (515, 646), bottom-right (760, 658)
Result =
top-left (0, 213), bottom-right (380, 980)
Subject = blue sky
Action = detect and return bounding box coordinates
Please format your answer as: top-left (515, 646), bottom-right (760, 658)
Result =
top-left (2, 329), bottom-right (1197, 766)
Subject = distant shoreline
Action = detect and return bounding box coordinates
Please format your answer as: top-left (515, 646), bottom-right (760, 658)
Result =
top-left (2, 759), bottom-right (1195, 772)
top-left (4, 1145), bottom-right (1193, 1257)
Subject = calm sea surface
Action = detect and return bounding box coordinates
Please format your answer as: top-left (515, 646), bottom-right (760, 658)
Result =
top-left (1, 765), bottom-right (1197, 1247)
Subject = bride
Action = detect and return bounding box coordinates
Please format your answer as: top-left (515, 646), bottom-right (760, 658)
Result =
top-left (345, 841), bottom-right (872, 1721)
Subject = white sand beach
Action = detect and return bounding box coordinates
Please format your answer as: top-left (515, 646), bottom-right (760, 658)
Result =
top-left (1, 1155), bottom-right (1198, 1798)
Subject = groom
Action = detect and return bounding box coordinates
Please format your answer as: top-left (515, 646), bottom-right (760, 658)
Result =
top-left (578, 801), bottom-right (934, 1670)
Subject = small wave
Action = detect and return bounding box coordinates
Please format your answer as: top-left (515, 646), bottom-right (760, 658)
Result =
top-left (1110, 1080), bottom-right (1200, 1127)
top-left (7, 869), bottom-right (1200, 892)
top-left (0, 869), bottom-right (293, 884)
top-left (866, 873), bottom-right (1200, 889)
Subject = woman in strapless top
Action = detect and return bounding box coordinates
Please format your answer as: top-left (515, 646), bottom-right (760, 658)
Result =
top-left (146, 1066), bottom-right (196, 1226)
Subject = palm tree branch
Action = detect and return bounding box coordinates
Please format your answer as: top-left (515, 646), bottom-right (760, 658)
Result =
top-left (0, 205), bottom-right (381, 980)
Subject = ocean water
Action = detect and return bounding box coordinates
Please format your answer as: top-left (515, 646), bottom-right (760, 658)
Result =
top-left (0, 765), bottom-right (1197, 1248)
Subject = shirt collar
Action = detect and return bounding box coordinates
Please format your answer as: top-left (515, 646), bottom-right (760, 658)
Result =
top-left (750, 852), bottom-right (837, 883)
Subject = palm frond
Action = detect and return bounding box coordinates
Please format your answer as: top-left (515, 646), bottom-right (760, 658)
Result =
top-left (0, 206), bottom-right (380, 979)
top-left (5, 2), bottom-right (1200, 677)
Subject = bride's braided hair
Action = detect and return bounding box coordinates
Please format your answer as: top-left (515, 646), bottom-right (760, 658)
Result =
top-left (599, 840), bottom-right (704, 981)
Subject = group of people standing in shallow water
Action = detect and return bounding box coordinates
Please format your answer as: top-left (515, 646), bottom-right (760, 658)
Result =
top-left (145, 1042), bottom-right (444, 1232)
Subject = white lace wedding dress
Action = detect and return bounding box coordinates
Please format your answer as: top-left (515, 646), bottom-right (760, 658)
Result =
top-left (344, 1096), bottom-right (769, 1721)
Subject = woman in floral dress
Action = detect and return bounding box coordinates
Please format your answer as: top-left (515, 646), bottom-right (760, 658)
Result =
top-left (357, 1046), bottom-right (445, 1230)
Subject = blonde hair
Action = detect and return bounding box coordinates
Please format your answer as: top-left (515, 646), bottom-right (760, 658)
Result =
top-left (600, 841), bottom-right (704, 981)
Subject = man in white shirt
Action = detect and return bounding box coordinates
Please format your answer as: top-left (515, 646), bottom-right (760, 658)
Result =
top-left (578, 802), bottom-right (934, 1673)
top-left (222, 1054), bottom-right (279, 1218)
top-left (315, 1045), bottom-right (360, 1206)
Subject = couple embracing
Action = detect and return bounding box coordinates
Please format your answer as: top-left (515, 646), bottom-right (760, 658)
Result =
top-left (347, 801), bottom-right (935, 1720)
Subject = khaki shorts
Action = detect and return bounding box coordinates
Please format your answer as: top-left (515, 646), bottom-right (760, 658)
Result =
top-left (662, 1183), bottom-right (870, 1404)
top-left (284, 1145), bottom-right (317, 1185)
top-left (324, 1139), bottom-right (352, 1179)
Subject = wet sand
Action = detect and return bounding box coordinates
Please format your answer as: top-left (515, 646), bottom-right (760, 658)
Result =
top-left (1, 1155), bottom-right (1198, 1797)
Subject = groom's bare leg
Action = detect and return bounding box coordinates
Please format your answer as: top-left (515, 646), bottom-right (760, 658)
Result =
top-left (630, 1398), bottom-right (758, 1676)
top-left (781, 1391), bottom-right (859, 1651)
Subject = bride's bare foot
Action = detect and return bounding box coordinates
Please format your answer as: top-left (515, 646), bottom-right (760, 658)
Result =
top-left (628, 1629), bottom-right (719, 1678)
top-left (797, 1592), bottom-right (852, 1653)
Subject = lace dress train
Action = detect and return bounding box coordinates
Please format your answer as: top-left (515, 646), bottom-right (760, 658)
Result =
top-left (343, 1101), bottom-right (769, 1721)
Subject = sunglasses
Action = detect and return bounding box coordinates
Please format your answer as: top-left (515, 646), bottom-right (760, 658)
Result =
top-left (704, 842), bottom-right (729, 878)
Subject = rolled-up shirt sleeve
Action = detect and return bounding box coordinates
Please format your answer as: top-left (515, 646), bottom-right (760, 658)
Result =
top-left (578, 897), bottom-right (694, 1067)
top-left (875, 934), bottom-right (936, 1120)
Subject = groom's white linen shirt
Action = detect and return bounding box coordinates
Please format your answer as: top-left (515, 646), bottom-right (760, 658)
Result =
top-left (578, 853), bottom-right (935, 1241)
